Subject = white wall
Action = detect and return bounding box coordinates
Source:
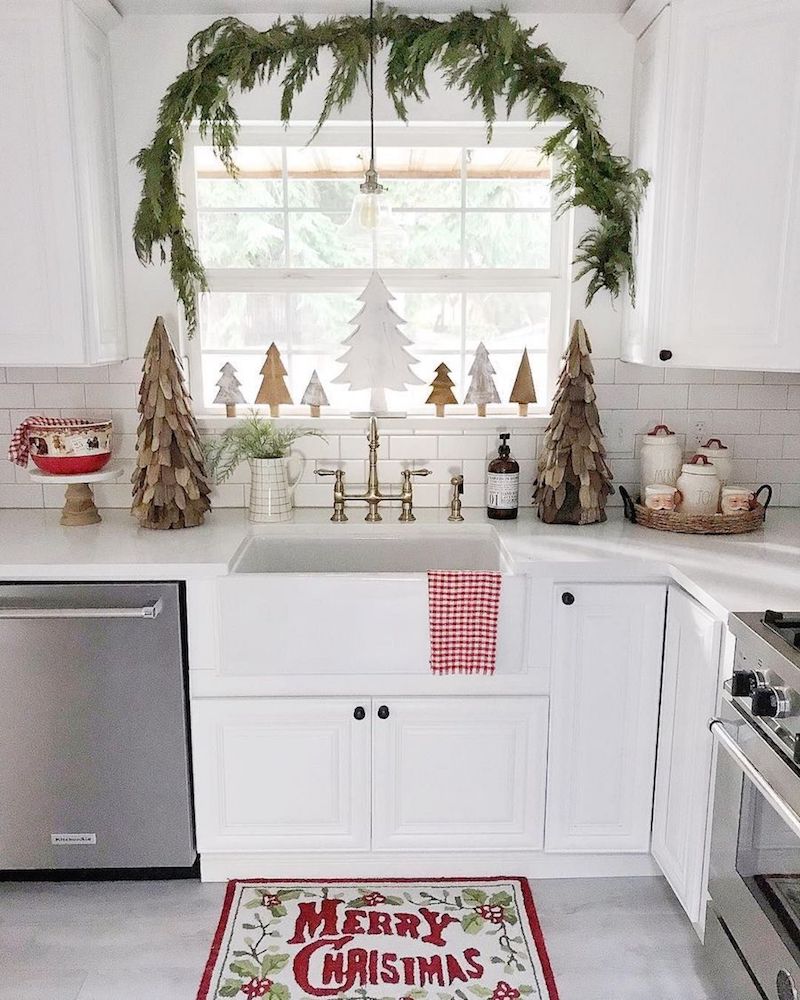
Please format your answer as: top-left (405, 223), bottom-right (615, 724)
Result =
top-left (108, 11), bottom-right (635, 355)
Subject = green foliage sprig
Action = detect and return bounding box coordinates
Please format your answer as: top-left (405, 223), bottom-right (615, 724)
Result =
top-left (205, 413), bottom-right (325, 483)
top-left (133, 5), bottom-right (649, 334)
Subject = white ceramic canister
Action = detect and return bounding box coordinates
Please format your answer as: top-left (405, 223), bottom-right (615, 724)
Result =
top-left (676, 455), bottom-right (721, 516)
top-left (640, 424), bottom-right (683, 492)
top-left (247, 455), bottom-right (305, 523)
top-left (696, 438), bottom-right (732, 488)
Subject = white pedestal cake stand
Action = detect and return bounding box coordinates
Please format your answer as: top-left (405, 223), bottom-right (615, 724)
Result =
top-left (28, 467), bottom-right (124, 526)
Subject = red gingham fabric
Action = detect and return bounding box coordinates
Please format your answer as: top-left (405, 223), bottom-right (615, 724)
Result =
top-left (7, 416), bottom-right (94, 468)
top-left (428, 570), bottom-right (503, 675)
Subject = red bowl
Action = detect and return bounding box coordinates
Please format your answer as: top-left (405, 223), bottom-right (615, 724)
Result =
top-left (27, 420), bottom-right (112, 477)
top-left (31, 452), bottom-right (111, 475)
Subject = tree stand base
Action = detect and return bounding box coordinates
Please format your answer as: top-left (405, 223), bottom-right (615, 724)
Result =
top-left (60, 483), bottom-right (102, 526)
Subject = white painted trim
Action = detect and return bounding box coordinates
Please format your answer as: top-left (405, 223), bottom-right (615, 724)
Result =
top-left (623, 0), bottom-right (671, 38)
top-left (199, 849), bottom-right (660, 882)
top-left (70, 0), bottom-right (121, 33)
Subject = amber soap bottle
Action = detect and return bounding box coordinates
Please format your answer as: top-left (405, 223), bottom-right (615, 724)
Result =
top-left (487, 433), bottom-right (520, 520)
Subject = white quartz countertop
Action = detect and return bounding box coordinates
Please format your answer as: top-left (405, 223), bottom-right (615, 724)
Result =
top-left (0, 506), bottom-right (798, 617)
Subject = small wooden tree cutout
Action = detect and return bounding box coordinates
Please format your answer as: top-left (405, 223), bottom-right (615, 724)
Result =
top-left (213, 362), bottom-right (246, 417)
top-left (510, 348), bottom-right (537, 416)
top-left (426, 362), bottom-right (458, 417)
top-left (301, 370), bottom-right (329, 417)
top-left (533, 319), bottom-right (613, 525)
top-left (255, 342), bottom-right (293, 417)
top-left (131, 316), bottom-right (212, 530)
top-left (464, 342), bottom-right (500, 416)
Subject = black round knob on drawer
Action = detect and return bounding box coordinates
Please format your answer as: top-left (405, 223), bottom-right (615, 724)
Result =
top-left (353, 706), bottom-right (366, 721)
top-left (659, 349), bottom-right (673, 362)
top-left (752, 687), bottom-right (779, 718)
top-left (561, 592), bottom-right (575, 606)
top-left (377, 705), bottom-right (390, 720)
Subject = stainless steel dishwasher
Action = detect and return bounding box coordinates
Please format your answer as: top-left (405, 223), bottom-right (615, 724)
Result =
top-left (0, 582), bottom-right (196, 874)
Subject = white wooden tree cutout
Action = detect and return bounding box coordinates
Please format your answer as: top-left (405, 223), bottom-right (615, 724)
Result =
top-left (464, 341), bottom-right (500, 416)
top-left (213, 362), bottom-right (246, 417)
top-left (333, 271), bottom-right (422, 415)
top-left (301, 370), bottom-right (329, 417)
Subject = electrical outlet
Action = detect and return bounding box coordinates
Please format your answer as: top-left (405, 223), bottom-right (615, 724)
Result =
top-left (693, 420), bottom-right (706, 445)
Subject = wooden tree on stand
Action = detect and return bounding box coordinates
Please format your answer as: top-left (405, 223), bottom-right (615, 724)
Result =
top-left (131, 316), bottom-right (212, 530)
top-left (333, 271), bottom-right (422, 415)
top-left (533, 319), bottom-right (613, 525)
top-left (213, 362), bottom-right (246, 417)
top-left (301, 370), bottom-right (329, 417)
top-left (255, 343), bottom-right (292, 417)
top-left (464, 342), bottom-right (500, 416)
top-left (510, 348), bottom-right (537, 415)
top-left (426, 362), bottom-right (458, 417)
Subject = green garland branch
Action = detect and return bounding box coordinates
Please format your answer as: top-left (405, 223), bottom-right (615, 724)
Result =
top-left (133, 6), bottom-right (649, 335)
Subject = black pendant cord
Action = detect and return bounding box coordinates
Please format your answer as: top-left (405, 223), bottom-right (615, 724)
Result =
top-left (369, 0), bottom-right (375, 167)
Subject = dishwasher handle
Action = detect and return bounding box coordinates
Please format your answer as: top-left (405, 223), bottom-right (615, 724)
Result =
top-left (0, 598), bottom-right (163, 620)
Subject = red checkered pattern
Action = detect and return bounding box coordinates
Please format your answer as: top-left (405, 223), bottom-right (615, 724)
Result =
top-left (7, 416), bottom-right (93, 467)
top-left (428, 571), bottom-right (502, 675)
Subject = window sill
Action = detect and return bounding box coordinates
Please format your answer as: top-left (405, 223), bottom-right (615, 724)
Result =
top-left (196, 409), bottom-right (551, 434)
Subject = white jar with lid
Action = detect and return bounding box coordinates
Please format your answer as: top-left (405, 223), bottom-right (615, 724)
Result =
top-left (640, 424), bottom-right (683, 493)
top-left (676, 455), bottom-right (721, 516)
top-left (696, 438), bottom-right (732, 487)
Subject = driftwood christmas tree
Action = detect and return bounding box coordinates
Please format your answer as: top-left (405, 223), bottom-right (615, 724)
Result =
top-left (255, 342), bottom-right (292, 417)
top-left (301, 370), bottom-right (329, 417)
top-left (426, 362), bottom-right (458, 417)
top-left (533, 319), bottom-right (613, 525)
top-left (464, 342), bottom-right (500, 417)
top-left (510, 348), bottom-right (537, 416)
top-left (333, 271), bottom-right (422, 414)
top-left (213, 362), bottom-right (246, 417)
top-left (131, 316), bottom-right (211, 530)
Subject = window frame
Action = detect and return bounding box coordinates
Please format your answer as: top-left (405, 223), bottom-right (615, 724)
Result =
top-left (182, 120), bottom-right (573, 416)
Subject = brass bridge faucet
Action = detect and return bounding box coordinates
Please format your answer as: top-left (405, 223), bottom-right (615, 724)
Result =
top-left (316, 417), bottom-right (431, 523)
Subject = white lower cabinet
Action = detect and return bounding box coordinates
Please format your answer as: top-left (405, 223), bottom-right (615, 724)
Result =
top-left (372, 696), bottom-right (548, 851)
top-left (192, 698), bottom-right (372, 852)
top-left (192, 695), bottom-right (548, 855)
top-left (652, 585), bottom-right (722, 924)
top-left (546, 583), bottom-right (667, 853)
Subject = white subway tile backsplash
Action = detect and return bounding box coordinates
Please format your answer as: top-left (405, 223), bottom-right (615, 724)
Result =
top-left (33, 384), bottom-right (86, 409)
top-left (438, 435), bottom-right (489, 460)
top-left (764, 372), bottom-right (800, 385)
top-left (388, 436), bottom-right (438, 460)
top-left (665, 367), bottom-right (714, 385)
top-left (0, 385), bottom-right (35, 409)
top-left (84, 384), bottom-right (139, 410)
top-left (638, 384), bottom-right (689, 410)
top-left (734, 435), bottom-right (785, 459)
top-left (58, 366), bottom-right (110, 383)
top-left (761, 411), bottom-right (800, 434)
top-left (595, 384), bottom-right (640, 409)
top-left (614, 361), bottom-right (664, 384)
top-left (0, 484), bottom-right (44, 508)
top-left (789, 386), bottom-right (800, 409)
top-left (714, 370), bottom-right (763, 384)
top-left (688, 384), bottom-right (740, 410)
top-left (739, 385), bottom-right (789, 410)
top-left (7, 367), bottom-right (58, 384)
top-left (107, 358), bottom-right (144, 383)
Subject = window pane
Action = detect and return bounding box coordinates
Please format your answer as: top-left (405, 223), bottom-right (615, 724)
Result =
top-left (378, 213), bottom-right (461, 268)
top-left (466, 147), bottom-right (551, 209)
top-left (196, 177), bottom-right (283, 210)
top-left (291, 293), bottom-right (360, 349)
top-left (464, 212), bottom-right (550, 269)
top-left (290, 213), bottom-right (372, 268)
top-left (199, 212), bottom-right (285, 267)
top-left (465, 292), bottom-right (550, 352)
top-left (400, 350), bottom-right (463, 412)
top-left (200, 292), bottom-right (287, 350)
top-left (397, 292), bottom-right (462, 352)
top-left (387, 178), bottom-right (461, 209)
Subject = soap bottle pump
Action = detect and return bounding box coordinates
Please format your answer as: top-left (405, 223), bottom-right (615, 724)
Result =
top-left (487, 433), bottom-right (520, 520)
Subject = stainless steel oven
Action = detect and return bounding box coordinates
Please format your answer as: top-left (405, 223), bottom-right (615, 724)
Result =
top-left (707, 611), bottom-right (800, 1000)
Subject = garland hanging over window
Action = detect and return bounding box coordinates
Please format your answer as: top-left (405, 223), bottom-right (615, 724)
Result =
top-left (132, 6), bottom-right (649, 335)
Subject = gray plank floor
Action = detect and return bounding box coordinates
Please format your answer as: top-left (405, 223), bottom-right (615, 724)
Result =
top-left (0, 876), bottom-right (720, 1000)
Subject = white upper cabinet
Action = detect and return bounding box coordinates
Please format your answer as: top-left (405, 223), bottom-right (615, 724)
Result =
top-left (622, 0), bottom-right (800, 372)
top-left (0, 0), bottom-right (126, 366)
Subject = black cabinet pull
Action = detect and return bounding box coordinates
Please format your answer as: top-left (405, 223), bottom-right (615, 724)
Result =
top-left (377, 705), bottom-right (390, 720)
top-left (353, 706), bottom-right (366, 721)
top-left (561, 592), bottom-right (575, 606)
top-left (659, 349), bottom-right (673, 362)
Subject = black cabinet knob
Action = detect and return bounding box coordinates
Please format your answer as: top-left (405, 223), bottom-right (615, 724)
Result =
top-left (353, 706), bottom-right (366, 721)
top-left (377, 705), bottom-right (390, 720)
top-left (659, 349), bottom-right (673, 362)
top-left (561, 592), bottom-right (575, 606)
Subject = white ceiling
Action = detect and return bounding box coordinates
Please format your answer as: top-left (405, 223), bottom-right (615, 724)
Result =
top-left (113, 0), bottom-right (630, 16)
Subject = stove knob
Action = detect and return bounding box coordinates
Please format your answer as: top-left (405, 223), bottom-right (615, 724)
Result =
top-left (777, 969), bottom-right (798, 1000)
top-left (731, 670), bottom-right (756, 697)
top-left (752, 686), bottom-right (779, 717)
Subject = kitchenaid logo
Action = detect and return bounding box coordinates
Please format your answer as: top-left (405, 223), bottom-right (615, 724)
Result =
top-left (51, 833), bottom-right (96, 845)
top-left (287, 897), bottom-right (484, 995)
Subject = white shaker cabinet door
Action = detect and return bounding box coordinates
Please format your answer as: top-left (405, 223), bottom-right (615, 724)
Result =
top-left (372, 696), bottom-right (548, 851)
top-left (192, 698), bottom-right (371, 852)
top-left (546, 583), bottom-right (666, 853)
top-left (652, 586), bottom-right (722, 924)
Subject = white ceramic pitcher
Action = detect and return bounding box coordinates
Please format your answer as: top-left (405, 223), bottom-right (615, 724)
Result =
top-left (247, 455), bottom-right (305, 523)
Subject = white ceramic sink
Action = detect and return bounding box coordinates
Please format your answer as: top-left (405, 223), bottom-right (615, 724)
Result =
top-left (219, 527), bottom-right (527, 675)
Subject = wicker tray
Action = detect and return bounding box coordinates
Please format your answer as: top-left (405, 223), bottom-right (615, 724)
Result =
top-left (619, 484), bottom-right (772, 535)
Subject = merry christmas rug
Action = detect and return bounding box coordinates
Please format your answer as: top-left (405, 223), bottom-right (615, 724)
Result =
top-left (197, 878), bottom-right (559, 1000)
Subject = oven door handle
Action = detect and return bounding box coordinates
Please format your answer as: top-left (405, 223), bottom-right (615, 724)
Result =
top-left (710, 718), bottom-right (800, 841)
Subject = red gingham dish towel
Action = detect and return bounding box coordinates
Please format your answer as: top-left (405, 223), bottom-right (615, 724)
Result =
top-left (7, 416), bottom-right (92, 468)
top-left (428, 571), bottom-right (503, 674)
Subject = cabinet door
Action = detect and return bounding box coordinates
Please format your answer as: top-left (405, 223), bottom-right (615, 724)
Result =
top-left (652, 586), bottom-right (722, 924)
top-left (546, 583), bottom-right (666, 853)
top-left (192, 698), bottom-right (371, 852)
top-left (661, 0), bottom-right (800, 371)
top-left (372, 697), bottom-right (548, 850)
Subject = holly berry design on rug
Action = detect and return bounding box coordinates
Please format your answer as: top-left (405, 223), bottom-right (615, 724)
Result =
top-left (198, 879), bottom-right (558, 1000)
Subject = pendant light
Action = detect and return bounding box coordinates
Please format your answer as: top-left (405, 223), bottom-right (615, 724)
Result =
top-left (340, 0), bottom-right (406, 245)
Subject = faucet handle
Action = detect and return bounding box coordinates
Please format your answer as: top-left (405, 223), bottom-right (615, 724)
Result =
top-left (315, 468), bottom-right (340, 477)
top-left (408, 468), bottom-right (432, 477)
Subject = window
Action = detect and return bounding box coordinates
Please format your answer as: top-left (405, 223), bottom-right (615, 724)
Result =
top-left (184, 123), bottom-right (571, 415)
